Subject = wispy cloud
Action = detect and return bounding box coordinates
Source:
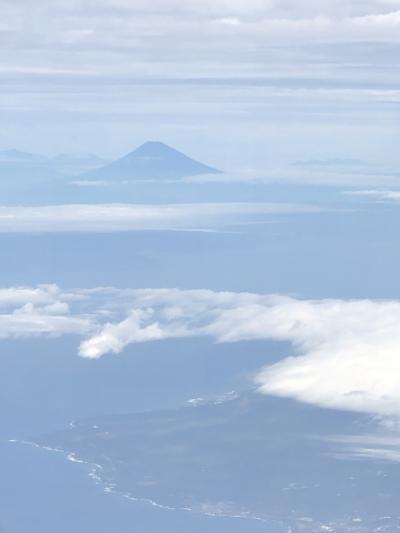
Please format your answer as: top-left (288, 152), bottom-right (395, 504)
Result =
top-left (0, 202), bottom-right (323, 233)
top-left (325, 434), bottom-right (400, 462)
top-left (345, 189), bottom-right (400, 201)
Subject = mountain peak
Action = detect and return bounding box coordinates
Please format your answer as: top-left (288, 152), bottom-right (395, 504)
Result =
top-left (128, 141), bottom-right (182, 158)
top-left (140, 140), bottom-right (170, 149)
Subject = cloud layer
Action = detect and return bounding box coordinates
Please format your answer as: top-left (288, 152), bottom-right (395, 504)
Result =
top-left (188, 167), bottom-right (400, 187)
top-left (0, 202), bottom-right (322, 232)
top-left (3, 284), bottom-right (400, 418)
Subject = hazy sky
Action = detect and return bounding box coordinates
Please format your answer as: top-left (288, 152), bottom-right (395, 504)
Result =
top-left (1, 0), bottom-right (400, 168)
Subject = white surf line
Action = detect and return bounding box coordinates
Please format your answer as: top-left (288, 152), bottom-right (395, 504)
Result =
top-left (9, 439), bottom-right (65, 455)
top-left (103, 483), bottom-right (272, 523)
top-left (8, 439), bottom-right (104, 478)
top-left (8, 437), bottom-right (277, 525)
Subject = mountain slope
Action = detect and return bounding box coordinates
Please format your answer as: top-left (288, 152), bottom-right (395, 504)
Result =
top-left (83, 141), bottom-right (222, 180)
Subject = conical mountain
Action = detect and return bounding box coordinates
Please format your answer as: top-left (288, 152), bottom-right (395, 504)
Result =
top-left (83, 141), bottom-right (222, 180)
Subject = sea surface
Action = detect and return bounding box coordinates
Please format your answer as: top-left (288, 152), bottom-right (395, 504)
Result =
top-left (0, 439), bottom-right (269, 533)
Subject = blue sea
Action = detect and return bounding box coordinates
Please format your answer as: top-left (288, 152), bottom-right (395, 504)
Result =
top-left (0, 439), bottom-right (270, 533)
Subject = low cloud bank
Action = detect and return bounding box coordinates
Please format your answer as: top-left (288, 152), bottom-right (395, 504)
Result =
top-left (0, 203), bottom-right (322, 233)
top-left (2, 285), bottom-right (400, 417)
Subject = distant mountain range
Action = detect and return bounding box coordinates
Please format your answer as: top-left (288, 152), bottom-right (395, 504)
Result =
top-left (0, 149), bottom-right (108, 180)
top-left (0, 142), bottom-right (222, 182)
top-left (0, 149), bottom-right (49, 166)
top-left (51, 153), bottom-right (109, 175)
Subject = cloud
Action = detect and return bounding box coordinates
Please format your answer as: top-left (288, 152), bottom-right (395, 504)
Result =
top-left (3, 285), bottom-right (400, 418)
top-left (345, 189), bottom-right (400, 201)
top-left (0, 285), bottom-right (61, 307)
top-left (8, 0), bottom-right (400, 21)
top-left (0, 284), bottom-right (91, 339)
top-left (0, 202), bottom-right (323, 233)
top-left (70, 180), bottom-right (109, 187)
top-left (214, 17), bottom-right (242, 26)
top-left (3, 2), bottom-right (400, 87)
top-left (324, 434), bottom-right (400, 462)
top-left (79, 291), bottom-right (400, 418)
top-left (187, 167), bottom-right (400, 187)
top-left (353, 9), bottom-right (400, 25)
top-left (79, 308), bottom-right (177, 359)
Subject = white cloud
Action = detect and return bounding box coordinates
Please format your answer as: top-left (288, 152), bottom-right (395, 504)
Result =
top-left (214, 17), bottom-right (242, 26)
top-left (188, 167), bottom-right (400, 187)
top-left (4, 284), bottom-right (400, 418)
top-left (71, 290), bottom-right (400, 417)
top-left (345, 189), bottom-right (400, 201)
top-left (0, 311), bottom-right (90, 338)
top-left (353, 9), bottom-right (400, 25)
top-left (3, 1), bottom-right (400, 85)
top-left (70, 180), bottom-right (109, 187)
top-left (0, 285), bottom-right (91, 339)
top-left (0, 285), bottom-right (60, 307)
top-left (0, 202), bottom-right (323, 233)
top-left (36, 0), bottom-right (400, 20)
top-left (79, 308), bottom-right (178, 359)
top-left (325, 434), bottom-right (400, 462)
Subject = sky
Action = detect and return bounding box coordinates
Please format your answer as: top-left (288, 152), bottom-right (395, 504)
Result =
top-left (1, 0), bottom-right (400, 169)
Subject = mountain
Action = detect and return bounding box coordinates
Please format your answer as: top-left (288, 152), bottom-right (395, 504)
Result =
top-left (83, 141), bottom-right (222, 181)
top-left (0, 149), bottom-right (49, 166)
top-left (0, 149), bottom-right (66, 182)
top-left (0, 149), bottom-right (107, 182)
top-left (52, 153), bottom-right (108, 175)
